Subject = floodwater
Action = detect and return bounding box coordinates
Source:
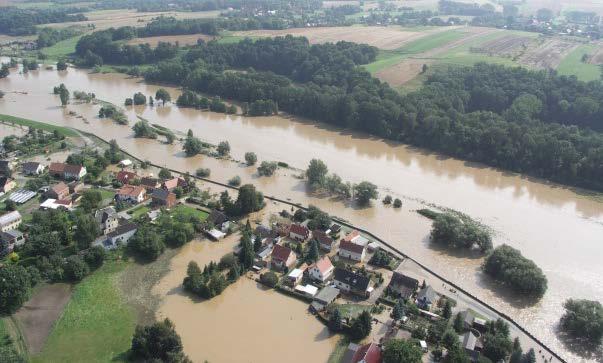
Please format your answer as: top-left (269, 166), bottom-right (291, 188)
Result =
top-left (0, 66), bottom-right (602, 362)
top-left (152, 234), bottom-right (338, 363)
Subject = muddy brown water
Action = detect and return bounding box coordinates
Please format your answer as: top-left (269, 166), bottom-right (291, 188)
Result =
top-left (0, 66), bottom-right (602, 362)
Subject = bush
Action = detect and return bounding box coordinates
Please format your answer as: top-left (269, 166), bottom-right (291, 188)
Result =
top-left (383, 195), bottom-right (393, 204)
top-left (131, 319), bottom-right (188, 362)
top-left (393, 198), bottom-right (402, 208)
top-left (257, 161), bottom-right (277, 176)
top-left (431, 212), bottom-right (492, 252)
top-left (560, 299), bottom-right (603, 342)
top-left (83, 246), bottom-right (106, 269)
top-left (244, 152), bottom-right (257, 166)
top-left (63, 255), bottom-right (89, 282)
top-left (217, 141), bottom-right (230, 156)
top-left (195, 168), bottom-right (211, 177)
top-left (260, 271), bottom-right (278, 287)
top-left (228, 175), bottom-right (241, 186)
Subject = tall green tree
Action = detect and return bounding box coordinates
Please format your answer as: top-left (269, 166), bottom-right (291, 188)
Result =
top-left (353, 181), bottom-right (378, 205)
top-left (382, 339), bottom-right (422, 363)
top-left (74, 213), bottom-right (100, 250)
top-left (306, 159), bottom-right (328, 187)
top-left (155, 88), bottom-right (171, 105)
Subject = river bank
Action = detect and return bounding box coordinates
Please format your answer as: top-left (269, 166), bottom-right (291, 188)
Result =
top-left (0, 65), bottom-right (601, 361)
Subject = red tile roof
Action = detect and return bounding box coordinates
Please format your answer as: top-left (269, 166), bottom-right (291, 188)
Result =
top-left (342, 230), bottom-right (360, 242)
top-left (118, 185), bottom-right (145, 198)
top-left (64, 164), bottom-right (84, 175)
top-left (351, 343), bottom-right (382, 363)
top-left (49, 162), bottom-right (66, 174)
top-left (340, 240), bottom-right (365, 254)
top-left (313, 230), bottom-right (333, 245)
top-left (312, 256), bottom-right (333, 275)
top-left (116, 171), bottom-right (138, 184)
top-left (289, 224), bottom-right (309, 237)
top-left (271, 244), bottom-right (293, 263)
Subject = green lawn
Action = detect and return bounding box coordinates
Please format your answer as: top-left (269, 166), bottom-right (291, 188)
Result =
top-left (0, 115), bottom-right (78, 137)
top-left (334, 303), bottom-right (371, 319)
top-left (557, 44), bottom-right (602, 81)
top-left (129, 204), bottom-right (150, 219)
top-left (97, 188), bottom-right (116, 201)
top-left (32, 260), bottom-right (136, 363)
top-left (172, 204), bottom-right (209, 221)
top-left (40, 35), bottom-right (83, 61)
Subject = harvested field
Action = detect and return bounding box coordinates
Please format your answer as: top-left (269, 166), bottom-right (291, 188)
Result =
top-left (127, 34), bottom-right (215, 47)
top-left (519, 38), bottom-right (579, 69)
top-left (588, 42), bottom-right (603, 64)
top-left (14, 283), bottom-right (72, 354)
top-left (375, 27), bottom-right (501, 86)
top-left (472, 34), bottom-right (535, 58)
top-left (233, 26), bottom-right (459, 50)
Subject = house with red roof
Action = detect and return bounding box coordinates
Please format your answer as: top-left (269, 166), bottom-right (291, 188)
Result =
top-left (116, 170), bottom-right (138, 185)
top-left (339, 240), bottom-right (367, 262)
top-left (46, 182), bottom-right (70, 200)
top-left (270, 244), bottom-right (297, 271)
top-left (162, 177), bottom-right (187, 191)
top-left (49, 162), bottom-right (87, 180)
top-left (289, 224), bottom-right (310, 241)
top-left (308, 255), bottom-right (334, 282)
top-left (312, 229), bottom-right (336, 252)
top-left (116, 185), bottom-right (146, 204)
top-left (343, 342), bottom-right (382, 363)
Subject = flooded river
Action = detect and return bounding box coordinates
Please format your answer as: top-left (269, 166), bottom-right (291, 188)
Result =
top-left (0, 66), bottom-right (602, 362)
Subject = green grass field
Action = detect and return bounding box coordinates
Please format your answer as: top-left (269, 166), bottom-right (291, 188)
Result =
top-left (172, 204), bottom-right (209, 221)
top-left (129, 204), bottom-right (150, 219)
top-left (557, 44), bottom-right (602, 81)
top-left (32, 260), bottom-right (136, 363)
top-left (0, 114), bottom-right (78, 137)
top-left (40, 36), bottom-right (83, 61)
top-left (334, 303), bottom-right (371, 319)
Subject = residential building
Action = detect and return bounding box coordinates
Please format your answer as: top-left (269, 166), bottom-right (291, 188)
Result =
top-left (0, 211), bottom-right (22, 232)
top-left (308, 255), bottom-right (334, 282)
top-left (286, 268), bottom-right (304, 287)
top-left (342, 229), bottom-right (370, 247)
top-left (116, 170), bottom-right (138, 185)
top-left (151, 188), bottom-right (177, 208)
top-left (21, 161), bottom-right (45, 175)
top-left (254, 225), bottom-right (275, 239)
top-left (342, 342), bottom-right (382, 363)
top-left (49, 162), bottom-right (87, 180)
top-left (460, 331), bottom-right (483, 362)
top-left (95, 207), bottom-right (119, 235)
top-left (310, 286), bottom-right (340, 312)
top-left (289, 224), bottom-right (310, 241)
top-left (459, 310), bottom-right (487, 332)
top-left (329, 224), bottom-right (341, 235)
top-left (294, 284), bottom-right (318, 297)
top-left (68, 181), bottom-right (84, 194)
top-left (270, 244), bottom-right (297, 271)
top-left (0, 229), bottom-right (25, 255)
top-left (0, 160), bottom-right (13, 175)
top-left (0, 177), bottom-right (16, 194)
top-left (208, 209), bottom-right (228, 227)
top-left (39, 198), bottom-right (73, 211)
top-left (140, 177), bottom-right (161, 191)
top-left (338, 240), bottom-right (366, 262)
top-left (312, 229), bottom-right (335, 252)
top-left (333, 267), bottom-right (374, 298)
top-left (416, 285), bottom-right (438, 310)
top-left (387, 272), bottom-right (419, 300)
top-left (162, 177), bottom-right (187, 191)
top-left (46, 182), bottom-right (70, 200)
top-left (99, 223), bottom-right (138, 250)
top-left (116, 185), bottom-right (146, 204)
top-left (255, 243), bottom-right (274, 265)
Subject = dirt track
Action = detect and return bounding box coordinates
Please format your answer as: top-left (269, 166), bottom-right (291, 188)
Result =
top-left (375, 27), bottom-right (501, 86)
top-left (14, 283), bottom-right (72, 354)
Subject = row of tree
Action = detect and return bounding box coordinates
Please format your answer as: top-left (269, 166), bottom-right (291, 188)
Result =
top-left (0, 7), bottom-right (86, 35)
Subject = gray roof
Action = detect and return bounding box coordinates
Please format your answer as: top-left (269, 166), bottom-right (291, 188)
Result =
top-left (0, 211), bottom-right (21, 226)
top-left (106, 223), bottom-right (138, 238)
top-left (461, 331), bottom-right (477, 351)
top-left (151, 188), bottom-right (170, 200)
top-left (95, 206), bottom-right (117, 224)
top-left (417, 285), bottom-right (438, 303)
top-left (313, 286), bottom-right (339, 305)
top-left (22, 161), bottom-right (42, 172)
top-left (460, 310), bottom-right (475, 326)
top-left (334, 267), bottom-right (371, 291)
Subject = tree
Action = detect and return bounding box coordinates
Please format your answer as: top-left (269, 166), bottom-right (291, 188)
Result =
top-left (442, 300), bottom-right (452, 319)
top-left (133, 92), bottom-right (147, 105)
top-left (0, 64), bottom-right (9, 78)
top-left (63, 255), bottom-right (89, 281)
top-left (79, 189), bottom-right (102, 212)
top-left (354, 181), bottom-right (378, 205)
top-left (238, 232), bottom-right (254, 269)
top-left (305, 240), bottom-right (319, 263)
top-left (74, 213), bottom-right (100, 250)
top-left (522, 349), bottom-right (536, 363)
top-left (444, 345), bottom-right (471, 363)
top-left (228, 184), bottom-right (264, 216)
top-left (392, 300), bottom-right (405, 320)
top-left (393, 198), bottom-right (402, 208)
top-left (306, 159), bottom-right (328, 187)
top-left (0, 265), bottom-right (33, 314)
top-left (453, 312), bottom-right (464, 333)
top-left (260, 271), bottom-right (278, 288)
top-left (382, 339), bottom-right (422, 363)
top-left (441, 328), bottom-right (459, 350)
top-left (59, 85), bottom-right (69, 106)
top-left (349, 311), bottom-right (372, 340)
top-left (155, 88), bottom-right (171, 105)
top-left (253, 235), bottom-right (262, 252)
top-left (83, 246), bottom-right (106, 269)
top-left (4, 199), bottom-right (16, 211)
top-left (217, 141), bottom-right (230, 156)
top-left (159, 167), bottom-right (172, 179)
top-left (131, 319), bottom-right (189, 363)
top-left (431, 212), bottom-right (492, 252)
top-left (244, 152), bottom-right (257, 166)
top-left (257, 161), bottom-right (277, 176)
top-left (383, 195), bottom-right (392, 204)
top-left (183, 134), bottom-right (204, 156)
top-left (560, 299), bottom-right (603, 343)
top-left (129, 226), bottom-right (165, 261)
top-left (328, 308), bottom-right (343, 332)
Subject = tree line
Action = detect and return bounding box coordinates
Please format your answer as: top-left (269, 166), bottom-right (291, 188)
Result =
top-left (0, 7), bottom-right (87, 36)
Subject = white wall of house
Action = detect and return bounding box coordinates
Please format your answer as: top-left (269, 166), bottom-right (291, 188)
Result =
top-left (309, 266), bottom-right (334, 282)
top-left (338, 248), bottom-right (365, 262)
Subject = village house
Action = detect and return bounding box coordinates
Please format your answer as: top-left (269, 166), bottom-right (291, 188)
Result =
top-left (0, 229), bottom-right (25, 255)
top-left (460, 331), bottom-right (483, 362)
top-left (0, 176), bottom-right (16, 194)
top-left (151, 188), bottom-right (177, 208)
top-left (338, 240), bottom-right (367, 262)
top-left (255, 243), bottom-right (274, 266)
top-left (95, 206), bottom-right (119, 235)
top-left (286, 268), bottom-right (304, 287)
top-left (40, 198), bottom-right (73, 211)
top-left (342, 342), bottom-right (382, 363)
top-left (308, 255), bottom-right (335, 282)
top-left (46, 182), bottom-right (70, 200)
top-left (140, 177), bottom-right (161, 191)
top-left (416, 285), bottom-right (438, 310)
top-left (310, 285), bottom-right (340, 312)
top-left (459, 310), bottom-right (487, 332)
top-left (333, 267), bottom-right (374, 298)
top-left (387, 272), bottom-right (419, 300)
top-left (98, 223), bottom-right (139, 250)
top-left (68, 181), bottom-right (84, 194)
top-left (162, 177), bottom-right (187, 191)
top-left (21, 161), bottom-right (45, 175)
top-left (49, 162), bottom-right (87, 180)
top-left (116, 170), bottom-right (138, 185)
top-left (289, 223), bottom-right (310, 241)
top-left (270, 244), bottom-right (297, 271)
top-left (254, 225), bottom-right (276, 240)
top-left (116, 185), bottom-right (146, 204)
top-left (0, 211), bottom-right (22, 232)
top-left (312, 229), bottom-right (336, 252)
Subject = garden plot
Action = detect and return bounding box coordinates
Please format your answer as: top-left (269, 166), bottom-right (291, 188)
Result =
top-left (519, 38), bottom-right (580, 69)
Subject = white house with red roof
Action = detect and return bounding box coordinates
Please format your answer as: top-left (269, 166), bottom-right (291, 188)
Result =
top-left (339, 240), bottom-right (367, 262)
top-left (289, 224), bottom-right (310, 241)
top-left (308, 255), bottom-right (335, 282)
top-left (270, 244), bottom-right (297, 271)
top-left (343, 342), bottom-right (382, 363)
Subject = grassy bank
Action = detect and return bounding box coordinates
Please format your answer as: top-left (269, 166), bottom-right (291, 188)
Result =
top-left (327, 337), bottom-right (351, 363)
top-left (32, 260), bottom-right (136, 363)
top-left (0, 114), bottom-right (78, 137)
top-left (557, 44), bottom-right (602, 81)
top-left (40, 35), bottom-right (83, 61)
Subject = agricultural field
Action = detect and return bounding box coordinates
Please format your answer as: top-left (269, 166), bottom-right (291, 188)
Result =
top-left (557, 44), bottom-right (602, 81)
top-left (518, 37), bottom-right (581, 69)
top-left (471, 34), bottom-right (536, 59)
top-left (127, 34), bottom-right (215, 47)
top-left (39, 35), bottom-right (82, 60)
